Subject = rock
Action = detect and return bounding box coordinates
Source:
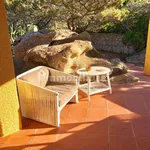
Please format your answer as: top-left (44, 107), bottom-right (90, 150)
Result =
top-left (126, 50), bottom-right (145, 66)
top-left (89, 58), bottom-right (112, 69)
top-left (13, 57), bottom-right (26, 75)
top-left (110, 73), bottom-right (139, 84)
top-left (49, 31), bottom-right (92, 46)
top-left (13, 29), bottom-right (139, 85)
top-left (24, 43), bottom-right (68, 64)
top-left (110, 58), bottom-right (124, 65)
top-left (13, 32), bottom-right (42, 46)
top-left (24, 40), bottom-right (112, 74)
top-left (13, 57), bottom-right (39, 76)
top-left (14, 32), bottom-right (56, 58)
top-left (13, 29), bottom-right (77, 59)
top-left (25, 40), bottom-right (94, 73)
top-left (110, 58), bottom-right (128, 76)
top-left (49, 31), bottom-right (102, 58)
top-left (22, 31), bottom-right (105, 73)
top-left (52, 29), bottom-right (77, 40)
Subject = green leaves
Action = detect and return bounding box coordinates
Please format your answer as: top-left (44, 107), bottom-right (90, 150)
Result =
top-left (123, 15), bottom-right (149, 51)
top-left (6, 0), bottom-right (150, 49)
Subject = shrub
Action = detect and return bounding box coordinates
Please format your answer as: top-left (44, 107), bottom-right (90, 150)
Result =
top-left (98, 22), bottom-right (125, 34)
top-left (123, 15), bottom-right (149, 51)
top-left (96, 8), bottom-right (149, 52)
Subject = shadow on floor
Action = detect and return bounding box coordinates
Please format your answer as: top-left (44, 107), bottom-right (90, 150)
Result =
top-left (1, 67), bottom-right (150, 150)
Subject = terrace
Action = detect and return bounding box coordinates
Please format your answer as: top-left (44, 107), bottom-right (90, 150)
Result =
top-left (1, 0), bottom-right (150, 150)
top-left (0, 65), bottom-right (150, 150)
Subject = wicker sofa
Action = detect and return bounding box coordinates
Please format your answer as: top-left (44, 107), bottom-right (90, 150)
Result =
top-left (16, 66), bottom-right (78, 127)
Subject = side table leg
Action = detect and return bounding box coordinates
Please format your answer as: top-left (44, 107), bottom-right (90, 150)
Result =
top-left (87, 76), bottom-right (91, 101)
top-left (107, 73), bottom-right (112, 94)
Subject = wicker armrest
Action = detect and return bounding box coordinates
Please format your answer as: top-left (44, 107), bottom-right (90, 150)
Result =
top-left (17, 79), bottom-right (60, 126)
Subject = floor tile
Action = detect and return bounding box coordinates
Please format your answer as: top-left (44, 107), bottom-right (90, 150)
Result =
top-left (106, 94), bottom-right (128, 116)
top-left (109, 136), bottom-right (137, 150)
top-left (59, 122), bottom-right (90, 135)
top-left (3, 135), bottom-right (32, 146)
top-left (132, 116), bottom-right (150, 138)
top-left (143, 96), bottom-right (150, 112)
top-left (89, 94), bottom-right (107, 108)
top-left (84, 120), bottom-right (108, 134)
top-left (125, 95), bottom-right (149, 116)
top-left (30, 131), bottom-right (57, 145)
top-left (26, 145), bottom-right (52, 150)
top-left (22, 118), bottom-right (51, 129)
top-left (27, 144), bottom-right (54, 150)
top-left (62, 116), bottom-right (85, 124)
top-left (70, 98), bottom-right (89, 109)
top-left (12, 129), bottom-right (36, 137)
top-left (67, 107), bottom-right (88, 120)
top-left (82, 134), bottom-right (108, 150)
top-left (1, 66), bottom-right (150, 150)
top-left (0, 135), bottom-right (10, 144)
top-left (109, 116), bottom-right (134, 137)
top-left (0, 145), bottom-right (28, 150)
top-left (53, 133), bottom-right (83, 150)
top-left (136, 138), bottom-right (150, 150)
top-left (60, 106), bottom-right (70, 124)
top-left (87, 108), bottom-right (107, 121)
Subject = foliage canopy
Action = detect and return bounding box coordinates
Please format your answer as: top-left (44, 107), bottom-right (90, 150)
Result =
top-left (5, 0), bottom-right (150, 51)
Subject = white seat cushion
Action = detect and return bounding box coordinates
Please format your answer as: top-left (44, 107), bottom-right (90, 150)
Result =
top-left (45, 82), bottom-right (76, 106)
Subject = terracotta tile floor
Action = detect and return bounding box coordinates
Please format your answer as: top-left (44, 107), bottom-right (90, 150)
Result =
top-left (1, 65), bottom-right (150, 150)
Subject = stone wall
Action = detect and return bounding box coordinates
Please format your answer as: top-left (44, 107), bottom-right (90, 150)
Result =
top-left (90, 33), bottom-right (135, 55)
top-left (126, 50), bottom-right (145, 65)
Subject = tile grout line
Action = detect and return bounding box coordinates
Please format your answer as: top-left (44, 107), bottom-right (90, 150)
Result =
top-left (124, 98), bottom-right (139, 150)
top-left (24, 128), bottom-right (38, 150)
top-left (80, 98), bottom-right (91, 150)
top-left (55, 105), bottom-right (71, 143)
top-left (106, 96), bottom-right (110, 150)
top-left (143, 100), bottom-right (150, 115)
top-left (1, 128), bottom-right (38, 150)
top-left (0, 137), bottom-right (10, 147)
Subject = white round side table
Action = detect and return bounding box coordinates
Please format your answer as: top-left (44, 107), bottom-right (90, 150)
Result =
top-left (77, 66), bottom-right (112, 101)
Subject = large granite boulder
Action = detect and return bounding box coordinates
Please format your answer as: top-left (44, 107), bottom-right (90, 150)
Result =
top-left (24, 39), bottom-right (106, 73)
top-left (52, 29), bottom-right (77, 40)
top-left (13, 30), bottom-right (139, 84)
top-left (49, 31), bottom-right (91, 46)
top-left (110, 73), bottom-right (139, 84)
top-left (14, 31), bottom-right (102, 73)
top-left (14, 29), bottom-right (77, 58)
top-left (110, 58), bottom-right (128, 77)
top-left (14, 32), bottom-right (55, 58)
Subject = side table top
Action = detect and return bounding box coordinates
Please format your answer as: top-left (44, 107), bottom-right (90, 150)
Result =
top-left (77, 66), bottom-right (111, 76)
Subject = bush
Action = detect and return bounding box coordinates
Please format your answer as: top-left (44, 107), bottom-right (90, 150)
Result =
top-left (97, 10), bottom-right (149, 52)
top-left (123, 15), bottom-right (149, 51)
top-left (98, 22), bottom-right (125, 33)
